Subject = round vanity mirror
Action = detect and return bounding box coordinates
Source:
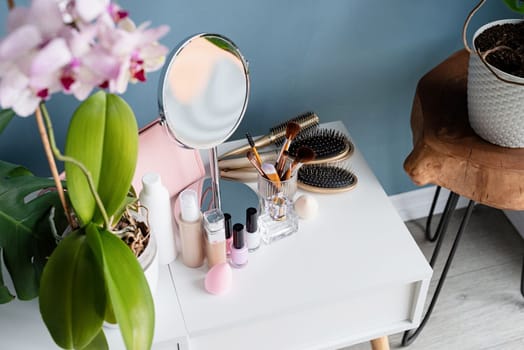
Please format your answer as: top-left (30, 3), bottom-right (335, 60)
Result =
top-left (158, 33), bottom-right (250, 209)
top-left (158, 33), bottom-right (250, 149)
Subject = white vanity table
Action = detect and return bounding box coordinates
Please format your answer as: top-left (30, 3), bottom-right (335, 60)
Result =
top-left (170, 121), bottom-right (432, 350)
top-left (0, 121), bottom-right (432, 350)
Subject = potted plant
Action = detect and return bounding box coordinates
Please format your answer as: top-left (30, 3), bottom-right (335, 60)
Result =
top-left (0, 0), bottom-right (169, 349)
top-left (463, 0), bottom-right (524, 147)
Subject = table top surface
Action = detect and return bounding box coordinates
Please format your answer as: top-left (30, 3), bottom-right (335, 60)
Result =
top-left (170, 121), bottom-right (432, 348)
top-left (404, 50), bottom-right (524, 210)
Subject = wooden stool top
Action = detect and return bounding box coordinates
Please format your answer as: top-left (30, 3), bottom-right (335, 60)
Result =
top-left (404, 49), bottom-right (524, 210)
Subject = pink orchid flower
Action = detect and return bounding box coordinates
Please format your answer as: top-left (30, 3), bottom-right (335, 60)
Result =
top-left (0, 0), bottom-right (71, 116)
top-left (0, 0), bottom-right (169, 117)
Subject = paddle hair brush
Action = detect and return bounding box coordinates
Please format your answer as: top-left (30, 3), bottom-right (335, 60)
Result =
top-left (218, 111), bottom-right (319, 159)
top-left (297, 163), bottom-right (357, 194)
top-left (288, 128), bottom-right (354, 165)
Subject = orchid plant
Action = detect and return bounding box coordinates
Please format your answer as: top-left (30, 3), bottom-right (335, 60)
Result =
top-left (0, 0), bottom-right (169, 349)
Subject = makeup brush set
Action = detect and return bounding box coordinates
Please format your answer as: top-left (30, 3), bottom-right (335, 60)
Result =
top-left (219, 112), bottom-right (357, 193)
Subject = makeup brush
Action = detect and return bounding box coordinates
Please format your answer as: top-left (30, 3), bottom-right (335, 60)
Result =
top-left (245, 132), bottom-right (263, 166)
top-left (284, 146), bottom-right (316, 180)
top-left (275, 122), bottom-right (301, 176)
top-left (246, 150), bottom-right (266, 177)
top-left (218, 111), bottom-right (320, 159)
top-left (261, 162), bottom-right (281, 189)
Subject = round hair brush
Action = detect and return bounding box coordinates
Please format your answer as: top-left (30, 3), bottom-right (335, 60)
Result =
top-left (218, 111), bottom-right (319, 159)
top-left (288, 128), bottom-right (353, 165)
top-left (297, 164), bottom-right (357, 193)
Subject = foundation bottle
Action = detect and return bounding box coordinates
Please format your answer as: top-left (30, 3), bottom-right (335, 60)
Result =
top-left (178, 189), bottom-right (204, 268)
top-left (203, 208), bottom-right (226, 268)
top-left (224, 213), bottom-right (233, 257)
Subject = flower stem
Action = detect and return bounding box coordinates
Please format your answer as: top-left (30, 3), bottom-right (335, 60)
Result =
top-left (34, 106), bottom-right (75, 228)
top-left (39, 104), bottom-right (111, 230)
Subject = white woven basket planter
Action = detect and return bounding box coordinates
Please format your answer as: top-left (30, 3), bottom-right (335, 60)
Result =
top-left (467, 19), bottom-right (524, 148)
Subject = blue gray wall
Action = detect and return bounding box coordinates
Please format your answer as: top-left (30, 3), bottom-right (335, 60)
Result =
top-left (0, 0), bottom-right (513, 195)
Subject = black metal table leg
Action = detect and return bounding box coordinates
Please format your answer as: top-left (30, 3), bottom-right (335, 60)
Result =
top-left (402, 196), bottom-right (476, 347)
top-left (425, 186), bottom-right (442, 242)
top-left (425, 187), bottom-right (460, 244)
top-left (521, 258), bottom-right (524, 298)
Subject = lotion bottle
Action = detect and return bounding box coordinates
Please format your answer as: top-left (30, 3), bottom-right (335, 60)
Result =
top-left (139, 172), bottom-right (177, 265)
top-left (178, 189), bottom-right (204, 268)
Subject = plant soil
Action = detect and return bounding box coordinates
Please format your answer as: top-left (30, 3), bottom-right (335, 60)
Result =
top-left (474, 22), bottom-right (524, 78)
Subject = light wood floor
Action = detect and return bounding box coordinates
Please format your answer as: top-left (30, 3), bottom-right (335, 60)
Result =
top-left (345, 204), bottom-right (524, 350)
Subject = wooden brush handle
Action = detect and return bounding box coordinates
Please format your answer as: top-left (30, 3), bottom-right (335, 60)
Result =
top-left (219, 134), bottom-right (275, 159)
top-left (218, 151), bottom-right (277, 169)
top-left (220, 169), bottom-right (258, 182)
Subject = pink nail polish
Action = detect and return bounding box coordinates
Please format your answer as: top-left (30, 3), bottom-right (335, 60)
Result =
top-left (230, 223), bottom-right (248, 268)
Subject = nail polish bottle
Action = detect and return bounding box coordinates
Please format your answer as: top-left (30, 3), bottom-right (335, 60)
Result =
top-left (139, 172), bottom-right (177, 265)
top-left (246, 207), bottom-right (261, 252)
top-left (203, 208), bottom-right (226, 268)
top-left (178, 189), bottom-right (204, 268)
top-left (224, 213), bottom-right (233, 257)
top-left (230, 223), bottom-right (248, 268)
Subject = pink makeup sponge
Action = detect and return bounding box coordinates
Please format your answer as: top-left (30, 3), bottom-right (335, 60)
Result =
top-left (204, 262), bottom-right (232, 295)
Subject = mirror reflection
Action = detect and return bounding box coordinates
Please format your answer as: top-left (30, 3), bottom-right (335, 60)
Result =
top-left (201, 178), bottom-right (259, 224)
top-left (159, 34), bottom-right (249, 149)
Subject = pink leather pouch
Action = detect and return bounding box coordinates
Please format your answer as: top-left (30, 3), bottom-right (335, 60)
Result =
top-left (132, 118), bottom-right (205, 198)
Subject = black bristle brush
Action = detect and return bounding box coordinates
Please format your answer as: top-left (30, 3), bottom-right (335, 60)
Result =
top-left (288, 128), bottom-right (354, 165)
top-left (297, 164), bottom-right (357, 193)
top-left (218, 111), bottom-right (319, 159)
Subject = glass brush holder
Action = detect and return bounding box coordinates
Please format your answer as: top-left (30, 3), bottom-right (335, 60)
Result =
top-left (257, 173), bottom-right (299, 244)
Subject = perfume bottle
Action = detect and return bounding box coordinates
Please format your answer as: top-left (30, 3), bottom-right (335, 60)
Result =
top-left (203, 208), bottom-right (226, 268)
top-left (139, 172), bottom-right (176, 265)
top-left (178, 189), bottom-right (204, 268)
top-left (224, 213), bottom-right (233, 257)
top-left (230, 223), bottom-right (248, 268)
top-left (245, 207), bottom-right (260, 252)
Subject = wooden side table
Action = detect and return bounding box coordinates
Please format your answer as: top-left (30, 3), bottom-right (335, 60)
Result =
top-left (403, 49), bottom-right (524, 346)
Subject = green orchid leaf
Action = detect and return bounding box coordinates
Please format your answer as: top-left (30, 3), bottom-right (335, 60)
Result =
top-left (89, 228), bottom-right (154, 350)
top-left (104, 294), bottom-right (117, 325)
top-left (0, 108), bottom-right (15, 135)
top-left (64, 91), bottom-right (138, 226)
top-left (39, 228), bottom-right (106, 350)
top-left (0, 160), bottom-right (66, 302)
top-left (96, 93), bottom-right (138, 223)
top-left (82, 329), bottom-right (108, 350)
top-left (503, 0), bottom-right (524, 13)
